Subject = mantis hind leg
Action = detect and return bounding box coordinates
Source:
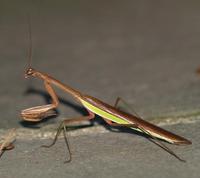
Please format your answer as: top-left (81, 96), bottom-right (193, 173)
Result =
top-left (114, 97), bottom-right (140, 117)
top-left (103, 97), bottom-right (185, 162)
top-left (42, 111), bottom-right (95, 163)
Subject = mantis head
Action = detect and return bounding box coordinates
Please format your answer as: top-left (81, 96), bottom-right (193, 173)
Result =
top-left (25, 67), bottom-right (36, 78)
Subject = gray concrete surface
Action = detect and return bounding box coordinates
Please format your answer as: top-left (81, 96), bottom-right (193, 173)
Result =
top-left (0, 0), bottom-right (200, 178)
top-left (0, 123), bottom-right (198, 178)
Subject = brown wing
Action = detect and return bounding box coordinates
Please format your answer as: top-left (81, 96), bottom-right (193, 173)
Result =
top-left (81, 95), bottom-right (191, 145)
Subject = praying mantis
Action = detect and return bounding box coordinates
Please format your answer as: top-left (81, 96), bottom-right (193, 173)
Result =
top-left (21, 66), bottom-right (192, 163)
top-left (19, 21), bottom-right (192, 163)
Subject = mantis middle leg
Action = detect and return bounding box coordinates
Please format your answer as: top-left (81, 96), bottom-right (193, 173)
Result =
top-left (42, 110), bottom-right (95, 163)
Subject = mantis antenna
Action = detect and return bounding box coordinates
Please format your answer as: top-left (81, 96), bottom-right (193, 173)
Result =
top-left (27, 15), bottom-right (32, 68)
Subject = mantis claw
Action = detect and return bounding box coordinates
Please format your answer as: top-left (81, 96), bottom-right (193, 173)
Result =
top-left (21, 104), bottom-right (57, 122)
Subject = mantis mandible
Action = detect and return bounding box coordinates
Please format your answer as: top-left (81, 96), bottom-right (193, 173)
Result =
top-left (21, 21), bottom-right (192, 163)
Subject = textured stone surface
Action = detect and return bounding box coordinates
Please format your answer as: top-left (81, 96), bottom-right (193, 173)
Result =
top-left (0, 122), bottom-right (198, 178)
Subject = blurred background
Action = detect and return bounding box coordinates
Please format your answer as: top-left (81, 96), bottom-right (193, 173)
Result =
top-left (0, 0), bottom-right (200, 129)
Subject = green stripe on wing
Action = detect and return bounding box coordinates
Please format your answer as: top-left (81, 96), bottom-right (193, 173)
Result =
top-left (80, 99), bottom-right (141, 132)
top-left (80, 99), bottom-right (173, 142)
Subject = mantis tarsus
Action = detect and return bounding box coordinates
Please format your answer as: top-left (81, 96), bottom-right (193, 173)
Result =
top-left (21, 21), bottom-right (192, 163)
